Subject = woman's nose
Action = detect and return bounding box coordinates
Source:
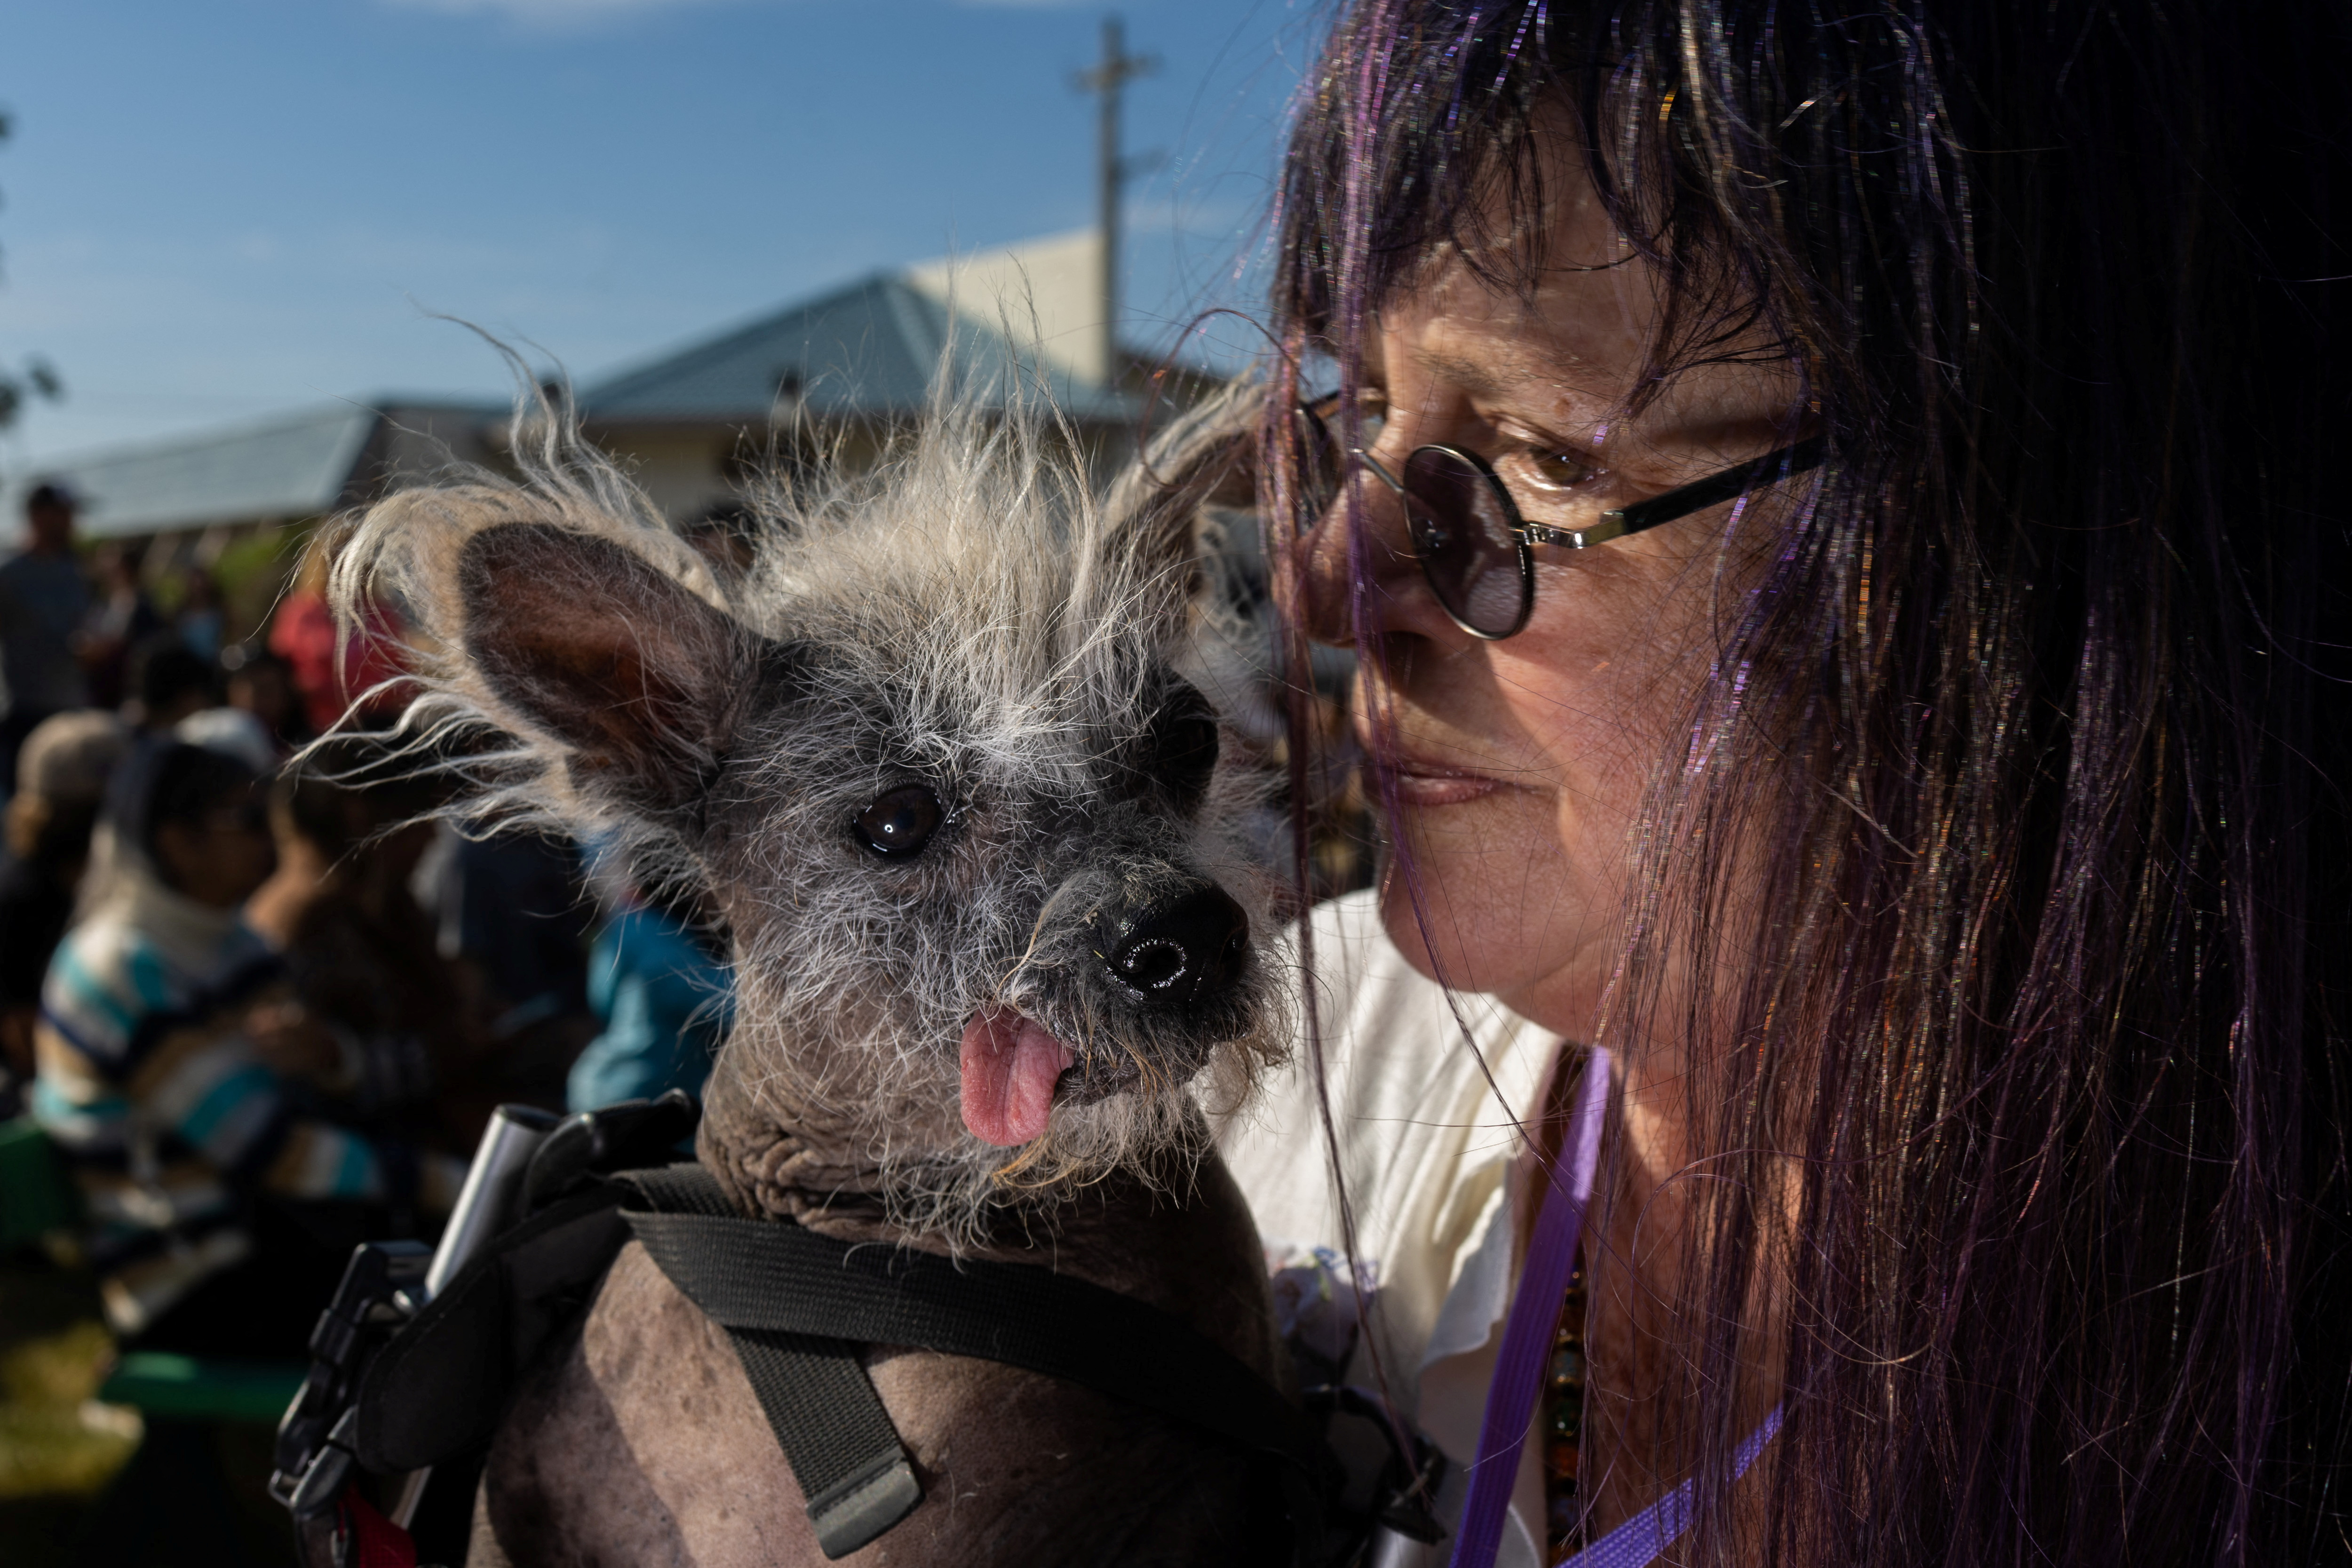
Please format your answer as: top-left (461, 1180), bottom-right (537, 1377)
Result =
top-left (1287, 476), bottom-right (1415, 648)
top-left (1288, 494), bottom-right (1356, 646)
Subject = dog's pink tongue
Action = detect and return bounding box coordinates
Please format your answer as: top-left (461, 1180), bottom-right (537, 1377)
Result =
top-left (959, 1009), bottom-right (1076, 1147)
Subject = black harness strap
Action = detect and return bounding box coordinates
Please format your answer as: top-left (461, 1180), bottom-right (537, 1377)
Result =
top-left (620, 1165), bottom-right (921, 1558)
top-left (617, 1164), bottom-right (1335, 1562)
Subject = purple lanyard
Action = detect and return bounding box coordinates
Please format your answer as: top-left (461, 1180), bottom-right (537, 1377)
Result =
top-left (1445, 1046), bottom-right (1781, 1568)
top-left (1554, 1406), bottom-right (1782, 1568)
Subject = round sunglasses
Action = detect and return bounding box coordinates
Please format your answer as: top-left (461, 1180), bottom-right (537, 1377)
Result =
top-left (1294, 402), bottom-right (1826, 639)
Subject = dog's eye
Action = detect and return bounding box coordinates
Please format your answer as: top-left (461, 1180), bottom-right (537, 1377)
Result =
top-left (852, 785), bottom-right (944, 860)
top-left (1151, 685), bottom-right (1220, 808)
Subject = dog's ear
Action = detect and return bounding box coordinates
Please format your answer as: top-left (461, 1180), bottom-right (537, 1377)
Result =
top-left (1097, 384), bottom-right (1261, 597)
top-left (458, 522), bottom-right (763, 822)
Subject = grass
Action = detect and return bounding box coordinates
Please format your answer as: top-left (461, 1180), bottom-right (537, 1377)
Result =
top-left (0, 1258), bottom-right (137, 1501)
top-left (0, 1253), bottom-right (301, 1566)
top-left (0, 1320), bottom-right (140, 1496)
top-left (0, 1253), bottom-right (136, 1565)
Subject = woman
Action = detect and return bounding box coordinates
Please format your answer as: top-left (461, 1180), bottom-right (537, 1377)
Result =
top-left (1224, 3), bottom-right (2350, 1566)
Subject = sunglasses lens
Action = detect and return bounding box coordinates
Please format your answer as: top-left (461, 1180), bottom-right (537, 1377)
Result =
top-left (1403, 447), bottom-right (1528, 637)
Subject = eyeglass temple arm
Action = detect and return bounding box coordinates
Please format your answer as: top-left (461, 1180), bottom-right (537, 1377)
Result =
top-left (1530, 437), bottom-right (1827, 549)
top-left (1351, 450), bottom-right (1407, 495)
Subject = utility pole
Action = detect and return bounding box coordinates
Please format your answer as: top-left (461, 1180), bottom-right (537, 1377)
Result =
top-left (1074, 17), bottom-right (1156, 390)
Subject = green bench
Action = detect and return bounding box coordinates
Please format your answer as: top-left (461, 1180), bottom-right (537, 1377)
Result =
top-left (94, 1351), bottom-right (307, 1424)
top-left (0, 1111), bottom-right (79, 1252)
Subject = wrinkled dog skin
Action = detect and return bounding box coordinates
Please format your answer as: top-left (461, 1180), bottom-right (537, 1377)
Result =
top-left (342, 387), bottom-right (1295, 1566)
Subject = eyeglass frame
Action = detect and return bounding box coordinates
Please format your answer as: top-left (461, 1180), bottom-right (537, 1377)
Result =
top-left (1297, 402), bottom-right (1826, 640)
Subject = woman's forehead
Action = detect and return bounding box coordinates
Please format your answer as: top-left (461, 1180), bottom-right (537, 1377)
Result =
top-left (1372, 252), bottom-right (1653, 421)
top-left (1369, 131), bottom-right (1657, 405)
top-left (1371, 189), bottom-right (1795, 437)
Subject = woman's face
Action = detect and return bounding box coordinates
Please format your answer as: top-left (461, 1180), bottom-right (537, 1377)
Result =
top-left (1293, 152), bottom-right (1801, 1041)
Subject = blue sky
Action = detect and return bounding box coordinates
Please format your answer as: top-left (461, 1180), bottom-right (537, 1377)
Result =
top-left (0, 0), bottom-right (1320, 468)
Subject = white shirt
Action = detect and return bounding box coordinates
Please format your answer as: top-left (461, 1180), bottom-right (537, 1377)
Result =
top-left (1218, 890), bottom-right (1561, 1568)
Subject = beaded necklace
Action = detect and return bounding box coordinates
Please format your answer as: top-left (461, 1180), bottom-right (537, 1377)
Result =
top-left (1448, 1047), bottom-right (1608, 1568)
top-left (1453, 1044), bottom-right (1785, 1568)
top-left (1543, 1260), bottom-right (1589, 1560)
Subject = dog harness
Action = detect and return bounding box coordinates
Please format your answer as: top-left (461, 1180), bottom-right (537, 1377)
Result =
top-left (617, 1162), bottom-right (1336, 1557)
top-left (277, 1098), bottom-right (1339, 1566)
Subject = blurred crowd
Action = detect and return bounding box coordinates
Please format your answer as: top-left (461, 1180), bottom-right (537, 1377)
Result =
top-left (0, 481), bottom-right (730, 1369)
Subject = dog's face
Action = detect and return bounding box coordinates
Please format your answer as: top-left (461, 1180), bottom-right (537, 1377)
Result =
top-left (403, 406), bottom-right (1281, 1224)
top-left (708, 636), bottom-right (1262, 1147)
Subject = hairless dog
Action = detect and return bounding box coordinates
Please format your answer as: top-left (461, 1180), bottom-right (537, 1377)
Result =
top-left (340, 383), bottom-right (1302, 1567)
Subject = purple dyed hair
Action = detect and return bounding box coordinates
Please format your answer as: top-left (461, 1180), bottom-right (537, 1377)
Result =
top-left (1263, 3), bottom-right (2352, 1565)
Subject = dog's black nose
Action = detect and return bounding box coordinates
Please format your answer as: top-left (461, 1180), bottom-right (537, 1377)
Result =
top-left (1101, 885), bottom-right (1248, 1008)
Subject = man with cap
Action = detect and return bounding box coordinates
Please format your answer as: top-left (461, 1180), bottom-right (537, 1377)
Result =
top-left (0, 483), bottom-right (94, 797)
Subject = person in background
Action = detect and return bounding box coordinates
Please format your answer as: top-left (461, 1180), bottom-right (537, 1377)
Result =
top-left (0, 711), bottom-right (128, 1112)
top-left (76, 541), bottom-right (160, 713)
top-left (123, 632), bottom-right (216, 733)
top-left (171, 704), bottom-right (280, 781)
top-left (246, 736), bottom-right (485, 1151)
top-left (0, 483), bottom-right (92, 799)
top-left (172, 566), bottom-right (224, 664)
top-left (222, 642), bottom-right (307, 755)
top-left (565, 851), bottom-right (732, 1113)
top-left (269, 532), bottom-right (409, 736)
top-left (32, 726), bottom-right (459, 1355)
top-left (416, 819), bottom-right (594, 1030)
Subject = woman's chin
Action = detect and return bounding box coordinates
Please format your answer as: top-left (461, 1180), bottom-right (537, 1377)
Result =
top-left (1375, 847), bottom-right (1545, 999)
top-left (1376, 875), bottom-right (1613, 1034)
top-left (1372, 790), bottom-right (1607, 1017)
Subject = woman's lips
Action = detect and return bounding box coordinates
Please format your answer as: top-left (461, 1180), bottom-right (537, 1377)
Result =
top-left (1370, 755), bottom-right (1505, 806)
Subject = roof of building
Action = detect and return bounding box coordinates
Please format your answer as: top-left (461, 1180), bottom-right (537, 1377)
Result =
top-left (904, 228), bottom-right (1108, 386)
top-left (4, 400), bottom-right (500, 541)
top-left (579, 268), bottom-right (1135, 425)
top-left (5, 233), bottom-right (1154, 540)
